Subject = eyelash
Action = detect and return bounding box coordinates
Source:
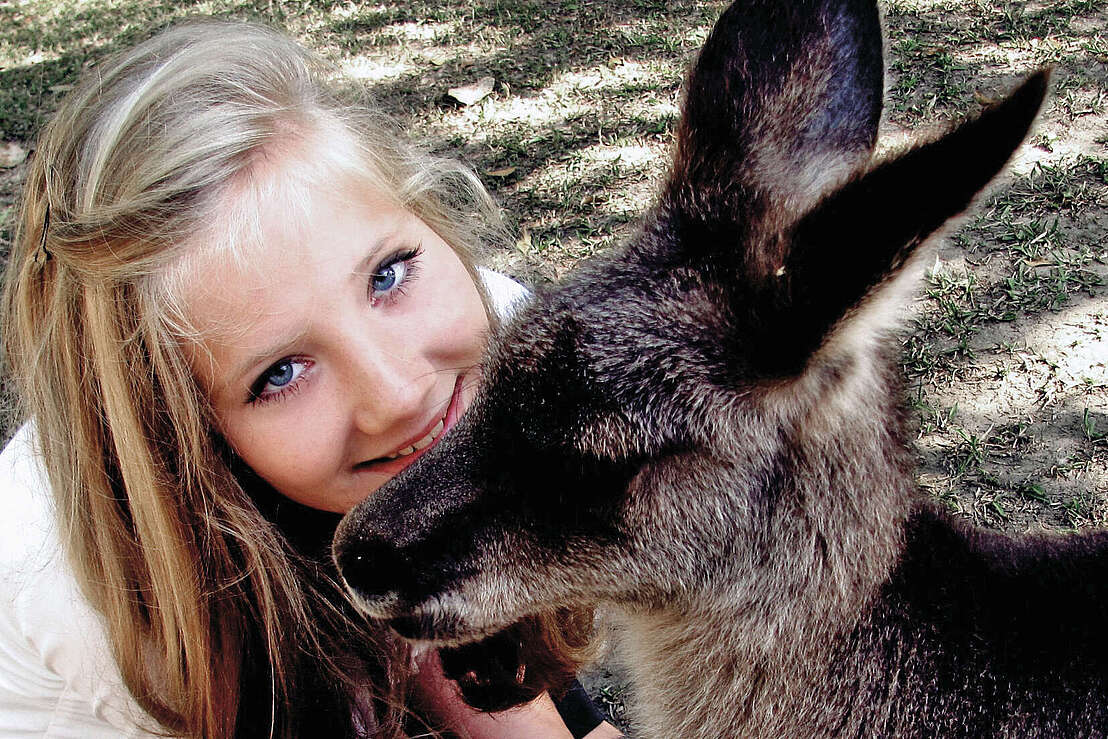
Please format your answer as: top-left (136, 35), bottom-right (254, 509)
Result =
top-left (248, 357), bottom-right (313, 406)
top-left (369, 246), bottom-right (423, 304)
top-left (246, 247), bottom-right (424, 406)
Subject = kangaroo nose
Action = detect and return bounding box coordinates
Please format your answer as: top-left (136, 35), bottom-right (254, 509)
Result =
top-left (334, 535), bottom-right (413, 614)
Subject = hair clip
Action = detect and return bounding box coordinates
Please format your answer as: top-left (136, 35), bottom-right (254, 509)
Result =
top-left (32, 205), bottom-right (51, 267)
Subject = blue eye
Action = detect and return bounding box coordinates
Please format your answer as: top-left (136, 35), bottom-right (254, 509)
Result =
top-left (250, 358), bottom-right (310, 403)
top-left (265, 360), bottom-right (296, 387)
top-left (370, 247), bottom-right (422, 300)
top-left (372, 260), bottom-right (406, 294)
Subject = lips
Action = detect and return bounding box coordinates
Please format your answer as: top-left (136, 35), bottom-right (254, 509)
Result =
top-left (353, 374), bottom-right (469, 476)
top-left (386, 417), bottom-right (445, 459)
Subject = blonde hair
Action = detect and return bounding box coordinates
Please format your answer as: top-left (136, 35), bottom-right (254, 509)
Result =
top-left (1, 19), bottom-right (520, 737)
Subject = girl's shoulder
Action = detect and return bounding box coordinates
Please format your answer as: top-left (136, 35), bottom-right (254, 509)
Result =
top-left (0, 424), bottom-right (57, 572)
top-left (0, 424), bottom-right (162, 737)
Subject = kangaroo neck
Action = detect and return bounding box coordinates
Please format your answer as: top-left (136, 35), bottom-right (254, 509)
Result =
top-left (615, 380), bottom-right (917, 737)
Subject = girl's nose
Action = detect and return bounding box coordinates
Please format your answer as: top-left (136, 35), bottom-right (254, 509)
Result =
top-left (349, 348), bottom-right (436, 439)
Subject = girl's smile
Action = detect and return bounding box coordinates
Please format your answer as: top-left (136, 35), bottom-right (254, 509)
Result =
top-left (351, 372), bottom-right (469, 477)
top-left (183, 177), bottom-right (488, 513)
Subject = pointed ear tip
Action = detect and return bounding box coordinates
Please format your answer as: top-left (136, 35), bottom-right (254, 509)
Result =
top-left (1018, 67), bottom-right (1052, 108)
top-left (986, 68), bottom-right (1050, 138)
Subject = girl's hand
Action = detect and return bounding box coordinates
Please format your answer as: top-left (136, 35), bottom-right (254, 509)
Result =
top-left (414, 649), bottom-right (622, 738)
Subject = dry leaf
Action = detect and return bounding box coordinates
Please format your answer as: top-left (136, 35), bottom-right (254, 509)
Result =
top-left (487, 166), bottom-right (517, 177)
top-left (515, 229), bottom-right (532, 253)
top-left (0, 141), bottom-right (27, 168)
top-left (447, 76), bottom-right (496, 106)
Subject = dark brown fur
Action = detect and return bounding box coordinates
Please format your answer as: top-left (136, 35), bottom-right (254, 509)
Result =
top-left (334, 1), bottom-right (1107, 735)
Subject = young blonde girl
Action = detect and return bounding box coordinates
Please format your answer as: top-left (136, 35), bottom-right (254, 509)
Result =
top-left (1, 19), bottom-right (615, 738)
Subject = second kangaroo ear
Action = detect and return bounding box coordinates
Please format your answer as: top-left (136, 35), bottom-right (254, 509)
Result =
top-left (668, 0), bottom-right (884, 232)
top-left (756, 70), bottom-right (1050, 376)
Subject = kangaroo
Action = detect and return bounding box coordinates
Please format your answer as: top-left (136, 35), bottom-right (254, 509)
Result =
top-left (334, 0), bottom-right (1108, 736)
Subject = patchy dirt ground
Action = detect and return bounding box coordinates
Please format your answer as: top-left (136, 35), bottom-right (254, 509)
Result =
top-left (910, 157), bottom-right (1108, 532)
top-left (877, 1), bottom-right (1108, 533)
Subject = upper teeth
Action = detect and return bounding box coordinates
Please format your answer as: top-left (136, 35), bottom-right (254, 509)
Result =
top-left (387, 418), bottom-right (445, 459)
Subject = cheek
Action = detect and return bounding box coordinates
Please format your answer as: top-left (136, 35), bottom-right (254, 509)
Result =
top-left (221, 405), bottom-right (345, 489)
top-left (419, 273), bottom-right (490, 361)
top-left (440, 306), bottom-right (489, 360)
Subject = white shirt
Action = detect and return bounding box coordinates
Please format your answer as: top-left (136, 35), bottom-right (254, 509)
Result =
top-left (0, 269), bottom-right (529, 737)
top-left (0, 424), bottom-right (157, 737)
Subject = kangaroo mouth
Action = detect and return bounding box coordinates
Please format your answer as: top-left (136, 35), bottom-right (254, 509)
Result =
top-left (386, 608), bottom-right (504, 647)
top-left (388, 612), bottom-right (448, 642)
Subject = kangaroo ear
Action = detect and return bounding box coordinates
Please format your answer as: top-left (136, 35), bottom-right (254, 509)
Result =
top-left (668, 0), bottom-right (884, 229)
top-left (757, 70), bottom-right (1050, 376)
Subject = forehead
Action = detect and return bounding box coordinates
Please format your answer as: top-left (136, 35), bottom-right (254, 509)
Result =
top-left (163, 171), bottom-right (409, 388)
top-left (157, 136), bottom-right (396, 316)
top-left (208, 142), bottom-right (396, 269)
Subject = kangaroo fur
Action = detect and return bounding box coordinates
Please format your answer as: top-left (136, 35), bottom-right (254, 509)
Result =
top-left (334, 0), bottom-right (1107, 736)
